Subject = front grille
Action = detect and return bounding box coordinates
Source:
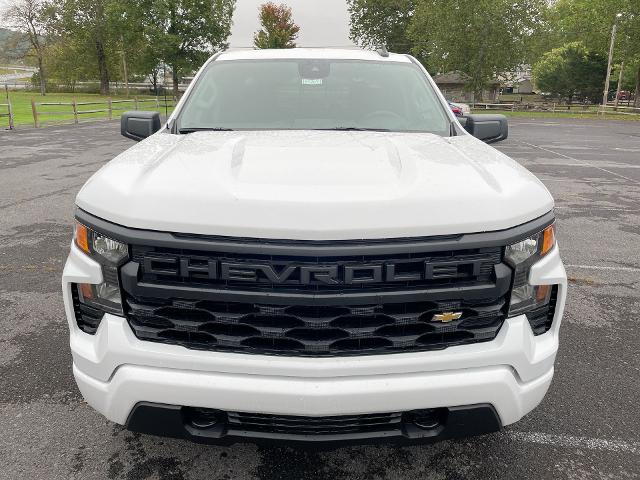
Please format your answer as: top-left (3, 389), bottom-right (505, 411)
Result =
top-left (120, 238), bottom-right (511, 356)
top-left (125, 295), bottom-right (506, 356)
top-left (225, 411), bottom-right (403, 435)
top-left (130, 244), bottom-right (501, 293)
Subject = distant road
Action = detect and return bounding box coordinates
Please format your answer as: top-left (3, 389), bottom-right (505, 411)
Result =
top-left (0, 66), bottom-right (35, 84)
top-left (0, 73), bottom-right (31, 82)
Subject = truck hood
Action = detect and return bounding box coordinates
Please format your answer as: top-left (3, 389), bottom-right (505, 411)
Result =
top-left (76, 130), bottom-right (554, 240)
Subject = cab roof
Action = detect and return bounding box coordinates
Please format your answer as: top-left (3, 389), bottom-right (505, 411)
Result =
top-left (216, 48), bottom-right (412, 63)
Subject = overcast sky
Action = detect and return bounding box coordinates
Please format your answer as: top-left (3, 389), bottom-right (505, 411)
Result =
top-left (1, 0), bottom-right (354, 47)
top-left (230, 0), bottom-right (352, 48)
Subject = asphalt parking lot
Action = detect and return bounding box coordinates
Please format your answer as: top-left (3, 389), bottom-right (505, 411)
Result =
top-left (1, 117), bottom-right (639, 479)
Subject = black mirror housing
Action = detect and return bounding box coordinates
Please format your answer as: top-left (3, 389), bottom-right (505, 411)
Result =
top-left (121, 111), bottom-right (162, 141)
top-left (462, 114), bottom-right (508, 144)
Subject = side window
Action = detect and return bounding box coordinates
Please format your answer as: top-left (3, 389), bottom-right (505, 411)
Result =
top-left (181, 72), bottom-right (219, 124)
top-left (407, 71), bottom-right (446, 130)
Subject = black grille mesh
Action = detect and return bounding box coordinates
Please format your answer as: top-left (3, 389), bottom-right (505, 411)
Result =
top-left (71, 284), bottom-right (103, 334)
top-left (526, 285), bottom-right (559, 335)
top-left (125, 295), bottom-right (506, 356)
top-left (225, 411), bottom-right (403, 435)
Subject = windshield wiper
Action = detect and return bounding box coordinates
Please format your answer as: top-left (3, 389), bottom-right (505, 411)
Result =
top-left (179, 127), bottom-right (234, 134)
top-left (314, 127), bottom-right (391, 132)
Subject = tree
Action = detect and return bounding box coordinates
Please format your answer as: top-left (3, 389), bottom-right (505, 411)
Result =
top-left (50, 0), bottom-right (116, 95)
top-left (44, 35), bottom-right (96, 90)
top-left (611, 61), bottom-right (638, 93)
top-left (138, 45), bottom-right (164, 95)
top-left (409, 0), bottom-right (547, 99)
top-left (254, 2), bottom-right (299, 49)
top-left (43, 0), bottom-right (154, 95)
top-left (547, 0), bottom-right (640, 106)
top-left (533, 42), bottom-right (607, 102)
top-left (142, 0), bottom-right (235, 98)
top-left (2, 0), bottom-right (49, 95)
top-left (347, 0), bottom-right (416, 54)
top-left (0, 27), bottom-right (32, 64)
top-left (107, 2), bottom-right (155, 96)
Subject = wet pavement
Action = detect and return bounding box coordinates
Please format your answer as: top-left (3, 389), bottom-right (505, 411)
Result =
top-left (0, 118), bottom-right (639, 479)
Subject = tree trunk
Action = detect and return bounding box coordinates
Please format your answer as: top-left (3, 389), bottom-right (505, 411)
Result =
top-left (96, 40), bottom-right (110, 95)
top-left (122, 53), bottom-right (129, 97)
top-left (635, 65), bottom-right (640, 108)
top-left (614, 61), bottom-right (624, 110)
top-left (121, 35), bottom-right (129, 97)
top-left (27, 22), bottom-right (45, 96)
top-left (37, 54), bottom-right (46, 96)
top-left (172, 65), bottom-right (179, 99)
top-left (151, 71), bottom-right (158, 96)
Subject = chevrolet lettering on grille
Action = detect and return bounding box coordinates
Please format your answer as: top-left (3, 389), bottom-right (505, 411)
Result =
top-left (142, 256), bottom-right (486, 285)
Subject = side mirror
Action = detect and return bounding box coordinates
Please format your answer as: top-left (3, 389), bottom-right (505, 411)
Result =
top-left (461, 114), bottom-right (508, 144)
top-left (121, 111), bottom-right (161, 141)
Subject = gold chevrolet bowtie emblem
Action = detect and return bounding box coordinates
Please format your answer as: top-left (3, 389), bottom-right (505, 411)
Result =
top-left (432, 311), bottom-right (463, 323)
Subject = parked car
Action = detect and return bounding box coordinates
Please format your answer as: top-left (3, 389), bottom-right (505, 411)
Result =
top-left (63, 48), bottom-right (566, 446)
top-left (448, 101), bottom-right (464, 117)
top-left (617, 91), bottom-right (634, 101)
top-left (449, 100), bottom-right (471, 116)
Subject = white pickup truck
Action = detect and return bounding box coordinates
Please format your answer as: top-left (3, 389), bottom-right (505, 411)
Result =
top-left (62, 48), bottom-right (566, 446)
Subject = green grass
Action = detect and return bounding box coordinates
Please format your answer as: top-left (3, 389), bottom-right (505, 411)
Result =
top-left (1, 91), bottom-right (175, 127)
top-left (3, 90), bottom-right (636, 128)
top-left (471, 109), bottom-right (640, 121)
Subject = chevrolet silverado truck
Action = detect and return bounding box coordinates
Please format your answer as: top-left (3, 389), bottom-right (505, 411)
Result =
top-left (62, 48), bottom-right (567, 445)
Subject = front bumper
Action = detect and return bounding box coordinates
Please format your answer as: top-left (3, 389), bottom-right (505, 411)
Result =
top-left (124, 402), bottom-right (503, 446)
top-left (63, 240), bottom-right (567, 442)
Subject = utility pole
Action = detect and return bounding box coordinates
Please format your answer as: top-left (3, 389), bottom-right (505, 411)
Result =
top-left (163, 64), bottom-right (168, 119)
top-left (602, 13), bottom-right (622, 111)
top-left (614, 61), bottom-right (625, 110)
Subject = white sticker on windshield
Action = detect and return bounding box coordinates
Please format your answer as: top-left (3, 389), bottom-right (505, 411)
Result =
top-left (302, 78), bottom-right (323, 86)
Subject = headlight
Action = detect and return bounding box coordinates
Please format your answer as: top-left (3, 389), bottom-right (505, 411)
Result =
top-left (75, 222), bottom-right (128, 265)
top-left (505, 223), bottom-right (555, 318)
top-left (73, 221), bottom-right (128, 317)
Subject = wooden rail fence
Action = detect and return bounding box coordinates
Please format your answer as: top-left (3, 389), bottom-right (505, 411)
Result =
top-left (30, 96), bottom-right (175, 128)
top-left (472, 102), bottom-right (516, 111)
top-left (12, 97), bottom-right (640, 130)
top-left (0, 102), bottom-right (14, 129)
top-left (599, 104), bottom-right (640, 116)
top-left (472, 101), bottom-right (640, 116)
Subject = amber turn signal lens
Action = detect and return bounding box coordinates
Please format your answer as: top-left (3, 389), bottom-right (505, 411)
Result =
top-left (535, 284), bottom-right (551, 302)
top-left (79, 282), bottom-right (94, 299)
top-left (75, 222), bottom-right (90, 254)
top-left (541, 224), bottom-right (555, 256)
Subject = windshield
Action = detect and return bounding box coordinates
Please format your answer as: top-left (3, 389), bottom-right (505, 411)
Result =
top-left (177, 59), bottom-right (451, 134)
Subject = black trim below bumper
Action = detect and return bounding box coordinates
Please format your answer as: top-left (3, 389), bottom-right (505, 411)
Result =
top-left (125, 403), bottom-right (502, 447)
